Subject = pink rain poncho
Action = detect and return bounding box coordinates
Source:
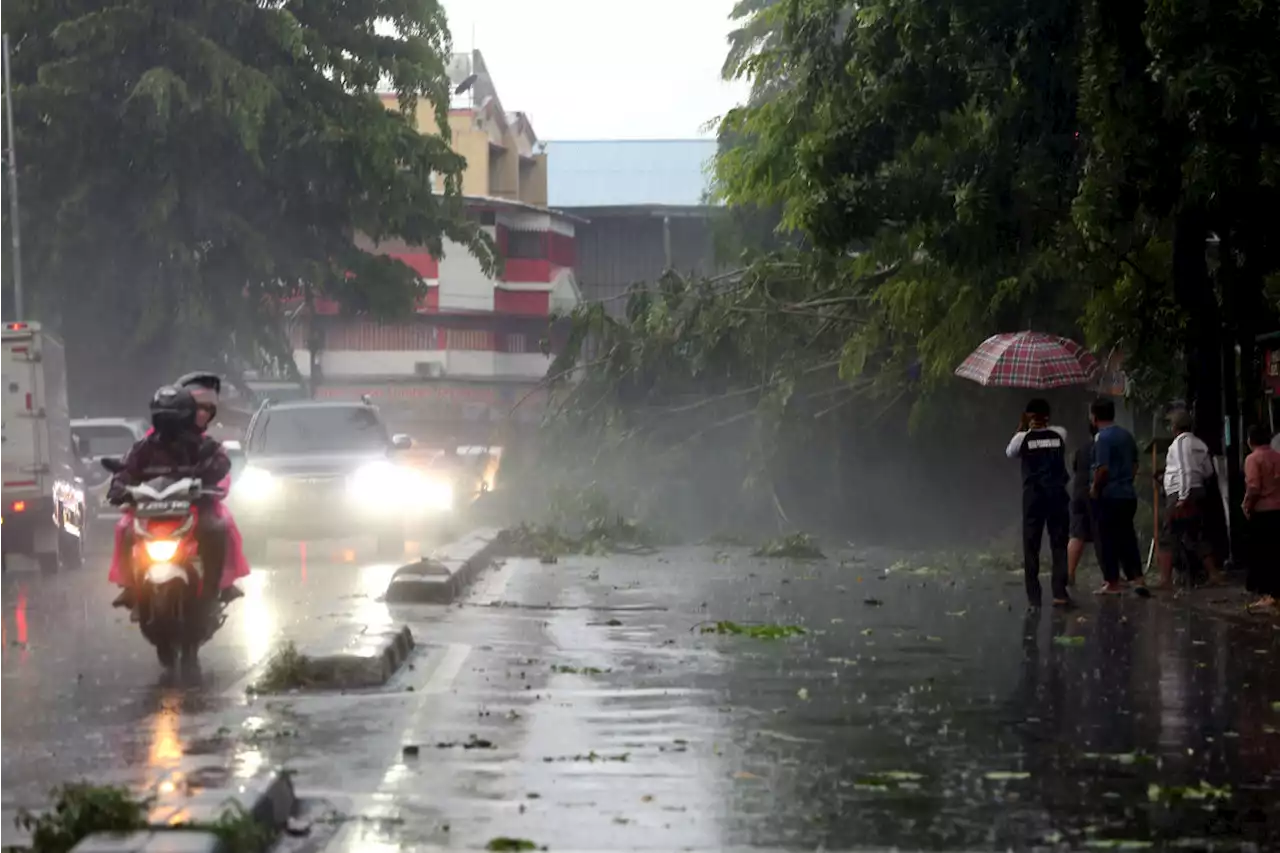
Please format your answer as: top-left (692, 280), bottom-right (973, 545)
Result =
top-left (108, 457), bottom-right (251, 591)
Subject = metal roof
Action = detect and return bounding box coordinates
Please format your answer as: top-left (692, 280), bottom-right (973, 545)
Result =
top-left (544, 140), bottom-right (719, 208)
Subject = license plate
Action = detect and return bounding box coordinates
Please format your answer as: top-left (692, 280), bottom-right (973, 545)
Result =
top-left (136, 500), bottom-right (191, 517)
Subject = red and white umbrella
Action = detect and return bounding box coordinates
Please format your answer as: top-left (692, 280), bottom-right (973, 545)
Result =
top-left (954, 331), bottom-right (1099, 389)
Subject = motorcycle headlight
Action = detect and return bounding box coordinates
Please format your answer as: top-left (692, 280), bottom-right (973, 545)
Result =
top-left (145, 540), bottom-right (180, 562)
top-left (234, 466), bottom-right (278, 501)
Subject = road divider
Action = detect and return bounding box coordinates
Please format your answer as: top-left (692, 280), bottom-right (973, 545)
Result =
top-left (247, 626), bottom-right (416, 693)
top-left (384, 526), bottom-right (504, 604)
top-left (61, 767), bottom-right (297, 852)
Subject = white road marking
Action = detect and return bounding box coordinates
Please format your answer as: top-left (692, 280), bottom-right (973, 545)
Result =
top-left (421, 641), bottom-right (470, 694)
top-left (464, 557), bottom-right (523, 605)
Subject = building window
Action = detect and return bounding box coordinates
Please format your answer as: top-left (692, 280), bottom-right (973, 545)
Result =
top-left (505, 229), bottom-right (545, 260)
top-left (505, 333), bottom-right (528, 353)
top-left (449, 329), bottom-right (495, 351)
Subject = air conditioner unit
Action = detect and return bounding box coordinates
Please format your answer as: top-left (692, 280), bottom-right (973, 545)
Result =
top-left (415, 361), bottom-right (446, 378)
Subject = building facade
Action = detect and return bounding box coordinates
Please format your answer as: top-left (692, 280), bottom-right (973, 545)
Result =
top-left (542, 139), bottom-right (725, 315)
top-left (263, 51), bottom-right (578, 442)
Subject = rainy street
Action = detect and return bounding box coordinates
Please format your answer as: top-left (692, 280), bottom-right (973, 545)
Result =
top-left (3, 537), bottom-right (1279, 851)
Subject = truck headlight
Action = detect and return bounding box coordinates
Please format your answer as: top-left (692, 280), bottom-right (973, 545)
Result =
top-left (234, 466), bottom-right (278, 502)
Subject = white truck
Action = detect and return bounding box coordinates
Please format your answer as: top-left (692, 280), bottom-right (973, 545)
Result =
top-left (2, 321), bottom-right (86, 572)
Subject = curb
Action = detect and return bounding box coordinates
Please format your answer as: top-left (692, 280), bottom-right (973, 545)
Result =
top-left (303, 625), bottom-right (416, 690)
top-left (384, 526), bottom-right (504, 605)
top-left (69, 767), bottom-right (295, 853)
top-left (248, 625), bottom-right (416, 694)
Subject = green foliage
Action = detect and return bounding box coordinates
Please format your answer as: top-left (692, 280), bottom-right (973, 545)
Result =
top-left (699, 620), bottom-right (806, 639)
top-left (716, 0), bottom-right (1091, 395)
top-left (16, 783), bottom-right (150, 853)
top-left (250, 641), bottom-right (316, 693)
top-left (4, 0), bottom-right (493, 407)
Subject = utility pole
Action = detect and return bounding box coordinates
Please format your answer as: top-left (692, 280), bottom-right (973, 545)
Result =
top-left (2, 33), bottom-right (24, 319)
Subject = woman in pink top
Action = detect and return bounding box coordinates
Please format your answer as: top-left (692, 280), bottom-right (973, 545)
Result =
top-left (1243, 424), bottom-right (1280, 609)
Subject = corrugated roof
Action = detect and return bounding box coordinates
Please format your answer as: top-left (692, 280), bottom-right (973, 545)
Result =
top-left (544, 140), bottom-right (718, 208)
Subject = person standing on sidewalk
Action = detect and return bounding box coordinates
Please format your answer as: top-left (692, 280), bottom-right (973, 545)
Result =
top-left (1089, 398), bottom-right (1146, 595)
top-left (1243, 424), bottom-right (1280, 609)
top-left (1156, 409), bottom-right (1224, 589)
top-left (1005, 398), bottom-right (1072, 608)
top-left (1067, 421), bottom-right (1099, 587)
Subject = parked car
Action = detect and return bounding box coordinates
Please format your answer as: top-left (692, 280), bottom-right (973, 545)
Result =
top-left (71, 417), bottom-right (149, 542)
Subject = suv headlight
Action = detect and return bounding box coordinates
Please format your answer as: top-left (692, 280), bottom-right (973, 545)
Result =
top-left (419, 478), bottom-right (454, 511)
top-left (234, 466), bottom-right (278, 501)
top-left (347, 461), bottom-right (409, 504)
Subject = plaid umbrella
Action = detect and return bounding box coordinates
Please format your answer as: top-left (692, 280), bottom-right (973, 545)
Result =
top-left (954, 331), bottom-right (1099, 389)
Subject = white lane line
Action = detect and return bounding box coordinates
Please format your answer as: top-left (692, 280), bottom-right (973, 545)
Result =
top-left (421, 642), bottom-right (470, 694)
top-left (321, 642), bottom-right (473, 852)
top-left (465, 557), bottom-right (523, 606)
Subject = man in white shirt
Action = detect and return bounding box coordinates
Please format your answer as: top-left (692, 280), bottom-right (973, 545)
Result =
top-left (1156, 409), bottom-right (1222, 587)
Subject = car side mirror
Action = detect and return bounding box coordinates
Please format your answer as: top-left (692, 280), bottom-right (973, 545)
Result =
top-left (391, 433), bottom-right (413, 450)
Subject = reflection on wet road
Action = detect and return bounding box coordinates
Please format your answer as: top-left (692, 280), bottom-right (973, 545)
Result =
top-left (4, 543), bottom-right (1279, 850)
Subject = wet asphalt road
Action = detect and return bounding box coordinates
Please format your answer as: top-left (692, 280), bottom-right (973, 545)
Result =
top-left (4, 540), bottom-right (1280, 851)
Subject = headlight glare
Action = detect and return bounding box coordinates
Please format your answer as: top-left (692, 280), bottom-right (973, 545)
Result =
top-left (235, 466), bottom-right (278, 501)
top-left (145, 540), bottom-right (180, 562)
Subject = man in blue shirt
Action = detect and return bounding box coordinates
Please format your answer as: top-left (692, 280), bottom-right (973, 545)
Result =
top-left (1089, 397), bottom-right (1145, 594)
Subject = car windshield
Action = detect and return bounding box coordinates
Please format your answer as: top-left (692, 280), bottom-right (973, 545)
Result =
top-left (254, 407), bottom-right (388, 454)
top-left (73, 426), bottom-right (139, 458)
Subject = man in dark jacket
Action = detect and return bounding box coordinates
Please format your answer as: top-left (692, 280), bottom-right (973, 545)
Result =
top-left (1005, 398), bottom-right (1072, 608)
top-left (110, 386), bottom-right (231, 610)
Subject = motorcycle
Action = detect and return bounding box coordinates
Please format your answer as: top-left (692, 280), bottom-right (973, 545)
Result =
top-left (101, 458), bottom-right (227, 669)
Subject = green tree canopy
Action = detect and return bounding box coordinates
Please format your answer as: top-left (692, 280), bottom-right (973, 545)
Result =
top-left (4, 0), bottom-right (492, 409)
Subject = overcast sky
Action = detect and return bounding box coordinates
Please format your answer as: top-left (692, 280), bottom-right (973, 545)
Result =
top-left (439, 0), bottom-right (750, 141)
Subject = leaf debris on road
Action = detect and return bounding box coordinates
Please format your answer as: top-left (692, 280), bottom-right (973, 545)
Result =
top-left (697, 620), bottom-right (806, 639)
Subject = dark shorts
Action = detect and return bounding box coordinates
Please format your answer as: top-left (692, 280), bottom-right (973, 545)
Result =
top-left (1069, 497), bottom-right (1094, 542)
top-left (1159, 489), bottom-right (1213, 560)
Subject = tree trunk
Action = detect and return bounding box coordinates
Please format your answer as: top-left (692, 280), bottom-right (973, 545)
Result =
top-left (1173, 208), bottom-right (1222, 452)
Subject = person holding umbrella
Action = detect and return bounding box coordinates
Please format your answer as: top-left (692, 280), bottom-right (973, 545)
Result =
top-left (1005, 399), bottom-right (1072, 608)
top-left (955, 330), bottom-right (1100, 607)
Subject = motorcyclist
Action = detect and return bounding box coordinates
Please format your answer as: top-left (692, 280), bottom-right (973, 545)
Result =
top-left (108, 385), bottom-right (231, 611)
top-left (175, 370), bottom-right (248, 602)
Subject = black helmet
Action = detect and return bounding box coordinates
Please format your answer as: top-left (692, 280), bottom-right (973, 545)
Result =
top-left (150, 385), bottom-right (198, 434)
top-left (176, 371), bottom-right (221, 421)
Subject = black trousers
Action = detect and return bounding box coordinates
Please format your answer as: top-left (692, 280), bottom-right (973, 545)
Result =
top-left (1094, 497), bottom-right (1144, 584)
top-left (1022, 490), bottom-right (1069, 603)
top-left (122, 512), bottom-right (226, 599)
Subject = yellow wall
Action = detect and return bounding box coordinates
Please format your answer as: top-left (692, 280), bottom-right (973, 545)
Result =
top-left (521, 154), bottom-right (548, 206)
top-left (381, 94), bottom-right (546, 203)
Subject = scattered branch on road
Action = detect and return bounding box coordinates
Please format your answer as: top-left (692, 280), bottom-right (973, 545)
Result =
top-left (551, 665), bottom-right (610, 675)
top-left (751, 532), bottom-right (825, 560)
top-left (499, 517), bottom-right (658, 561)
top-left (695, 620), bottom-right (806, 640)
top-left (250, 642), bottom-right (316, 693)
